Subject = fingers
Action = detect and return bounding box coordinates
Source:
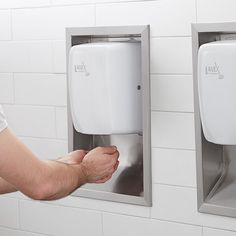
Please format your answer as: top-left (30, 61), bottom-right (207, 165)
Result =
top-left (114, 161), bottom-right (119, 171)
top-left (96, 146), bottom-right (117, 154)
top-left (95, 174), bottom-right (112, 183)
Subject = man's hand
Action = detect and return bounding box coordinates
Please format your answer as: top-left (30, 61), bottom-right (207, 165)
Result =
top-left (80, 146), bottom-right (119, 184)
top-left (58, 147), bottom-right (119, 184)
top-left (58, 147), bottom-right (120, 184)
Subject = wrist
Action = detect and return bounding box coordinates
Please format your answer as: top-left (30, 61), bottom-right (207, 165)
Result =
top-left (76, 163), bottom-right (87, 185)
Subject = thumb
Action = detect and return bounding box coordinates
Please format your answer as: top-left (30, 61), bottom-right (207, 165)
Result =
top-left (68, 150), bottom-right (87, 164)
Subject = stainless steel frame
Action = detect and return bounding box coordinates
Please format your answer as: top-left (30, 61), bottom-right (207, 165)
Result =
top-left (66, 25), bottom-right (151, 206)
top-left (192, 22), bottom-right (236, 217)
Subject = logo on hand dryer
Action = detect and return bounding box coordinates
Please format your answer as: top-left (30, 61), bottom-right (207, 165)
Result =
top-left (205, 62), bottom-right (224, 79)
top-left (74, 62), bottom-right (90, 76)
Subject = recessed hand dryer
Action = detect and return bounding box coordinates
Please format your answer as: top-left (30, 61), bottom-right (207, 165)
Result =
top-left (68, 41), bottom-right (142, 135)
top-left (198, 40), bottom-right (236, 145)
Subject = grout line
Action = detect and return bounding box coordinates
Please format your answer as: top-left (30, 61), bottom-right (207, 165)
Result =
top-left (18, 135), bottom-right (67, 141)
top-left (0, 224), bottom-right (52, 236)
top-left (3, 103), bottom-right (67, 109)
top-left (148, 217), bottom-right (205, 230)
top-left (153, 182), bottom-right (196, 189)
top-left (203, 226), bottom-right (236, 234)
top-left (17, 198), bottom-right (20, 229)
top-left (0, 72), bottom-right (66, 75)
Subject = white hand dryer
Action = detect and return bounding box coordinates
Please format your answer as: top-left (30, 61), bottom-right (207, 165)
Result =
top-left (198, 40), bottom-right (236, 145)
top-left (68, 41), bottom-right (142, 135)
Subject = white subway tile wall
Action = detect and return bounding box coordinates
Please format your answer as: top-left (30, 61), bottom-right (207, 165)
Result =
top-left (0, 0), bottom-right (235, 236)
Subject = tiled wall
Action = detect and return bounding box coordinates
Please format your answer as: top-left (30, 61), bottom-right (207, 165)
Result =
top-left (1, 0), bottom-right (236, 235)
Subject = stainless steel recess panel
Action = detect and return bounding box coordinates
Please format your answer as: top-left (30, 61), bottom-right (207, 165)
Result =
top-left (66, 25), bottom-right (151, 206)
top-left (192, 22), bottom-right (236, 217)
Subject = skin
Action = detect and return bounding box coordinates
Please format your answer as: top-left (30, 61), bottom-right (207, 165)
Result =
top-left (0, 128), bottom-right (119, 200)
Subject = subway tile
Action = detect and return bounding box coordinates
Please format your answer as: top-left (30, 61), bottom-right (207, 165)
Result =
top-left (0, 0), bottom-right (50, 9)
top-left (197, 0), bottom-right (236, 23)
top-left (12, 8), bottom-right (53, 40)
top-left (0, 196), bottom-right (18, 228)
top-left (0, 226), bottom-right (46, 236)
top-left (3, 105), bottom-right (56, 138)
top-left (0, 10), bottom-right (11, 40)
top-left (19, 200), bottom-right (102, 236)
top-left (55, 107), bottom-right (68, 139)
top-left (0, 73), bottom-right (14, 103)
top-left (20, 137), bottom-right (68, 160)
top-left (0, 41), bottom-right (53, 73)
top-left (151, 184), bottom-right (200, 224)
top-left (203, 227), bottom-right (236, 236)
top-left (52, 41), bottom-right (66, 73)
top-left (14, 73), bottom-right (67, 106)
top-left (12, 5), bottom-right (95, 40)
top-left (50, 195), bottom-right (150, 218)
top-left (151, 184), bottom-right (236, 231)
top-left (152, 148), bottom-right (196, 187)
top-left (151, 75), bottom-right (194, 112)
top-left (96, 0), bottom-right (196, 37)
top-left (151, 37), bottom-right (192, 74)
top-left (103, 213), bottom-right (202, 236)
top-left (151, 111), bottom-right (195, 150)
top-left (51, 5), bottom-right (95, 39)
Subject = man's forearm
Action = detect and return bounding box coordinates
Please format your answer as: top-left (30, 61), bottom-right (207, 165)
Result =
top-left (0, 128), bottom-right (86, 200)
top-left (35, 160), bottom-right (86, 200)
top-left (0, 177), bottom-right (17, 194)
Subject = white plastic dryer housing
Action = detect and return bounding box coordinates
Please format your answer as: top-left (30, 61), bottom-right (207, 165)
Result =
top-left (198, 40), bottom-right (236, 145)
top-left (68, 41), bottom-right (142, 135)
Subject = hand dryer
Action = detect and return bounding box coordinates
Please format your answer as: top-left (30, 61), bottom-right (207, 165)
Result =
top-left (198, 40), bottom-right (236, 145)
top-left (68, 41), bottom-right (142, 135)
